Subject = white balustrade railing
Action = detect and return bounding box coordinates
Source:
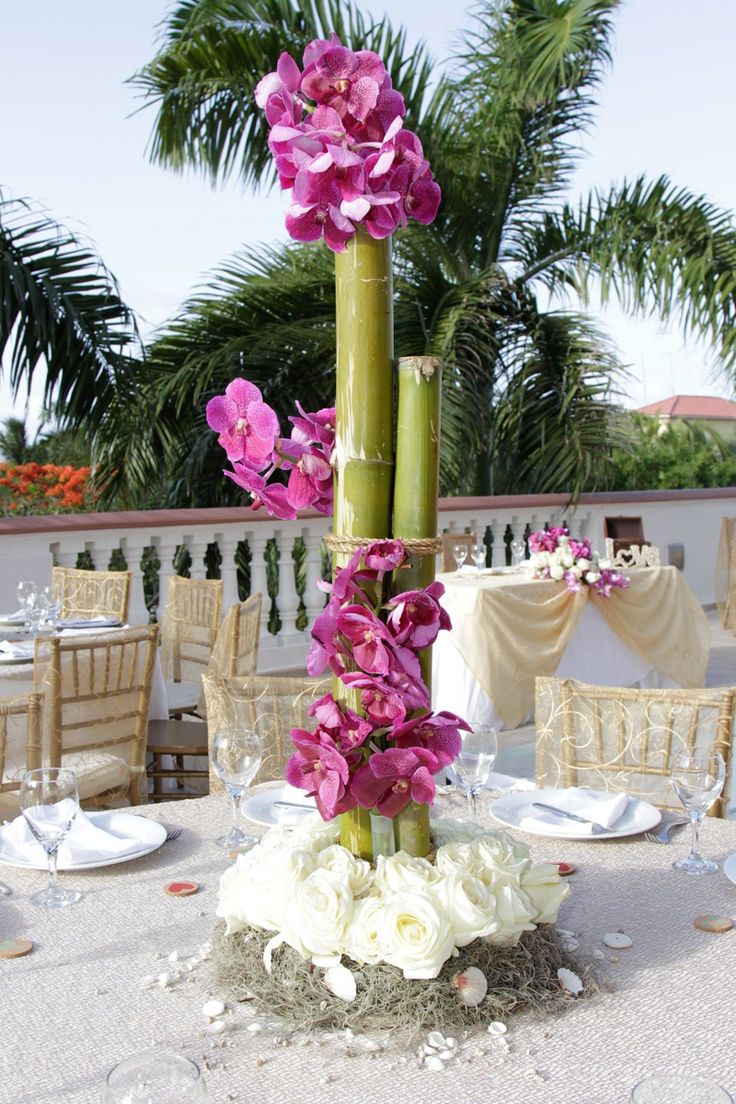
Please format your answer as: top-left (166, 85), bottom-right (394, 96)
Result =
top-left (1, 488), bottom-right (732, 671)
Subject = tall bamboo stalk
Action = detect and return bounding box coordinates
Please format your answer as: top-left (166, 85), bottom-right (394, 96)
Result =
top-left (334, 231), bottom-right (394, 860)
top-left (391, 356), bottom-right (442, 857)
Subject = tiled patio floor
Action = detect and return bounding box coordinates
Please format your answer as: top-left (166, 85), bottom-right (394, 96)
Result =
top-left (495, 608), bottom-right (736, 784)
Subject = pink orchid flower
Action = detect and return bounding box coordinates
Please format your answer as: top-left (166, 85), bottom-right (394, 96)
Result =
top-left (336, 605), bottom-right (393, 674)
top-left (289, 402), bottom-right (335, 449)
top-left (351, 746), bottom-right (438, 817)
top-left (205, 379), bottom-right (280, 466)
top-left (285, 177), bottom-right (355, 252)
top-left (300, 144), bottom-right (366, 203)
top-left (301, 45), bottom-right (387, 121)
top-left (309, 693), bottom-right (373, 750)
top-left (224, 463), bottom-right (297, 520)
top-left (386, 580), bottom-right (451, 649)
top-left (306, 594), bottom-right (345, 676)
top-left (392, 711), bottom-right (469, 768)
top-left (280, 440), bottom-right (333, 510)
top-left (363, 539), bottom-right (405, 572)
top-left (285, 729), bottom-right (354, 819)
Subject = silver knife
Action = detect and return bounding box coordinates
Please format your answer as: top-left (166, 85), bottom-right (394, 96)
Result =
top-left (531, 801), bottom-right (609, 834)
top-left (273, 800), bottom-right (315, 812)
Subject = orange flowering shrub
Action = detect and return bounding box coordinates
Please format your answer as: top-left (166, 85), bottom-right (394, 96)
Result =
top-left (0, 462), bottom-right (97, 515)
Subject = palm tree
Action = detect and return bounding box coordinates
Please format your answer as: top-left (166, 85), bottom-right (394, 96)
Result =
top-left (0, 192), bottom-right (140, 431)
top-left (0, 417), bottom-right (30, 464)
top-left (105, 0), bottom-right (736, 505)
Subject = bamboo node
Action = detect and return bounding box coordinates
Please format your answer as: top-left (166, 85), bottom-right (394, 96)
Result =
top-left (324, 534), bottom-right (442, 555)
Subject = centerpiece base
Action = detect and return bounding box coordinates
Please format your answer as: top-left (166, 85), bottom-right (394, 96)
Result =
top-left (212, 921), bottom-right (586, 1033)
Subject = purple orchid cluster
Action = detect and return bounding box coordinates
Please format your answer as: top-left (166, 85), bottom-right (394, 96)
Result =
top-left (255, 35), bottom-right (441, 252)
top-left (528, 526), bottom-right (630, 597)
top-left (285, 539), bottom-right (469, 820)
top-left (205, 378), bottom-right (335, 520)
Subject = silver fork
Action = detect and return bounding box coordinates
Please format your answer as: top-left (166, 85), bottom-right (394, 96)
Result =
top-left (164, 826), bottom-right (183, 843)
top-left (645, 816), bottom-right (688, 844)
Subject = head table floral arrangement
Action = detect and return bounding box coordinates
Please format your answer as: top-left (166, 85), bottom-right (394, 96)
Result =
top-left (528, 526), bottom-right (630, 597)
top-left (207, 32), bottom-right (582, 1032)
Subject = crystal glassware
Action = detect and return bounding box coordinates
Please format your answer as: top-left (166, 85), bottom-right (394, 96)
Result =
top-left (39, 585), bottom-right (62, 632)
top-left (20, 767), bottom-right (82, 908)
top-left (102, 1050), bottom-right (209, 1102)
top-left (453, 723), bottom-right (498, 819)
top-left (26, 593), bottom-right (50, 637)
top-left (631, 1072), bottom-right (733, 1102)
top-left (670, 748), bottom-right (726, 875)
top-left (510, 538), bottom-right (526, 565)
top-left (452, 543), bottom-right (468, 574)
top-left (470, 543), bottom-right (486, 574)
top-left (211, 727), bottom-right (262, 850)
top-left (16, 580), bottom-right (37, 626)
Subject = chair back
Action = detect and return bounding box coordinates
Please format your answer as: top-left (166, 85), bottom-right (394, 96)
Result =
top-left (0, 692), bottom-right (43, 789)
top-left (52, 566), bottom-right (131, 623)
top-left (209, 593), bottom-right (263, 679)
top-left (202, 673), bottom-right (330, 792)
top-left (35, 625), bottom-right (159, 805)
top-left (159, 576), bottom-right (223, 682)
top-left (535, 677), bottom-right (734, 817)
top-left (440, 532), bottom-right (477, 573)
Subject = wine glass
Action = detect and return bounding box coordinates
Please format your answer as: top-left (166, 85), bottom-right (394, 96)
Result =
top-left (510, 538), bottom-right (526, 566)
top-left (670, 748), bottom-right (726, 874)
top-left (103, 1050), bottom-right (209, 1102)
top-left (20, 767), bottom-right (82, 908)
top-left (26, 591), bottom-right (51, 637)
top-left (631, 1072), bottom-right (733, 1102)
top-left (453, 724), bottom-right (498, 819)
top-left (470, 543), bottom-right (486, 575)
top-left (211, 727), bottom-right (262, 850)
top-left (39, 585), bottom-right (62, 633)
top-left (452, 543), bottom-right (468, 575)
top-left (16, 580), bottom-right (37, 626)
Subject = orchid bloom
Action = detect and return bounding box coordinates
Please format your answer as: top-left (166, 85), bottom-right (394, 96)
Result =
top-left (351, 746), bottom-right (438, 817)
top-left (392, 711), bottom-right (468, 768)
top-left (386, 580), bottom-right (451, 649)
top-left (285, 729), bottom-right (355, 819)
top-left (336, 605), bottom-right (393, 674)
top-left (205, 379), bottom-right (280, 466)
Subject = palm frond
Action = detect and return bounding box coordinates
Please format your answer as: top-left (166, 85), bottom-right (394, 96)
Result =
top-left (0, 192), bottom-right (139, 427)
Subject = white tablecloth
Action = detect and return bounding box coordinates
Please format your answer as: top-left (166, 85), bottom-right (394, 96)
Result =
top-left (2, 789), bottom-right (735, 1103)
top-left (433, 599), bottom-right (676, 728)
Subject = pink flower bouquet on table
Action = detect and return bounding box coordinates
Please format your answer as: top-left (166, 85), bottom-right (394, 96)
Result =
top-left (286, 540), bottom-right (468, 821)
top-left (255, 36), bottom-right (441, 252)
top-left (528, 526), bottom-right (630, 597)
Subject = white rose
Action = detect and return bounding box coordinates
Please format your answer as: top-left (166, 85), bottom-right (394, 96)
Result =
top-left (431, 816), bottom-right (485, 849)
top-left (216, 845), bottom-right (315, 934)
top-left (470, 832), bottom-right (531, 885)
top-left (576, 557), bottom-right (591, 572)
top-left (521, 863), bottom-right (570, 924)
top-left (435, 840), bottom-right (475, 877)
top-left (560, 552), bottom-right (574, 569)
top-left (317, 844), bottom-right (374, 896)
top-left (436, 869), bottom-right (499, 947)
top-left (288, 815), bottom-right (341, 853)
top-left (381, 891), bottom-right (456, 979)
top-left (483, 882), bottom-right (537, 946)
top-left (281, 868), bottom-right (354, 967)
top-left (550, 563), bottom-right (565, 581)
top-left (375, 851), bottom-right (442, 894)
top-left (585, 571), bottom-right (601, 584)
top-left (598, 558), bottom-right (612, 570)
top-left (344, 896), bottom-right (387, 965)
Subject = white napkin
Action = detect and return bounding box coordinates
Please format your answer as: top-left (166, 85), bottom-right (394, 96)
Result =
top-left (0, 808), bottom-right (147, 866)
top-left (520, 788), bottom-right (629, 836)
top-left (58, 616), bottom-right (122, 630)
top-left (0, 639), bottom-right (33, 660)
top-left (0, 609), bottom-right (26, 623)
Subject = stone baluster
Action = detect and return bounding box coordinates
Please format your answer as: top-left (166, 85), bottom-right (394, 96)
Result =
top-left (185, 534), bottom-right (210, 579)
top-left (118, 536), bottom-right (151, 625)
top-left (247, 531), bottom-right (271, 631)
top-left (275, 530), bottom-right (300, 638)
top-left (215, 532), bottom-right (242, 610)
top-left (302, 525), bottom-right (326, 631)
top-left (153, 533), bottom-right (181, 620)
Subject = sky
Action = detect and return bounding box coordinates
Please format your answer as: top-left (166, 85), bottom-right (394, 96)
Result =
top-left (2, 0), bottom-right (736, 434)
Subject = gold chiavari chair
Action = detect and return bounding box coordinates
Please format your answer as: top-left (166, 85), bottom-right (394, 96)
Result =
top-left (208, 593), bottom-right (263, 679)
top-left (51, 566), bottom-right (131, 623)
top-left (159, 576), bottom-right (223, 716)
top-left (201, 673), bottom-right (330, 794)
top-left (440, 531), bottom-right (477, 573)
top-left (535, 677), bottom-right (735, 818)
top-left (716, 516), bottom-right (736, 633)
top-left (35, 625), bottom-right (159, 808)
top-left (0, 693), bottom-right (43, 819)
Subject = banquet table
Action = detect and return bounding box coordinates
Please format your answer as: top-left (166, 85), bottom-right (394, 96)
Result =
top-left (433, 565), bottom-right (710, 728)
top-left (3, 786), bottom-right (736, 1104)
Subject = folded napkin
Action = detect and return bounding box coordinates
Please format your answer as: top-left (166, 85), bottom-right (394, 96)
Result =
top-left (0, 639), bottom-right (33, 660)
top-left (520, 788), bottom-right (629, 836)
top-left (0, 609), bottom-right (26, 623)
top-left (0, 808), bottom-right (147, 867)
top-left (58, 616), bottom-right (122, 630)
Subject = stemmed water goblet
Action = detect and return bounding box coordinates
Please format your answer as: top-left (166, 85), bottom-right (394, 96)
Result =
top-left (510, 538), bottom-right (526, 566)
top-left (26, 591), bottom-right (51, 637)
top-left (470, 542), bottom-right (486, 575)
top-left (102, 1050), bottom-right (210, 1102)
top-left (452, 543), bottom-right (468, 575)
top-left (670, 748), bottom-right (725, 874)
top-left (39, 585), bottom-right (62, 633)
top-left (211, 727), bottom-right (262, 850)
top-left (16, 580), bottom-right (37, 627)
top-left (453, 723), bottom-right (498, 819)
top-left (20, 767), bottom-right (82, 908)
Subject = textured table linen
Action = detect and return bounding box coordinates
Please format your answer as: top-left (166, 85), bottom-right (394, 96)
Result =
top-left (2, 789), bottom-right (736, 1104)
top-left (433, 566), bottom-right (710, 727)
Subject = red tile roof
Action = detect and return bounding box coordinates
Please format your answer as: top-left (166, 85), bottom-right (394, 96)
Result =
top-left (636, 394), bottom-right (736, 419)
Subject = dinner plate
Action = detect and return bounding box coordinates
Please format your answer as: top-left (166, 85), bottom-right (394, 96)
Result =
top-left (0, 811), bottom-right (167, 871)
top-left (0, 651), bottom-right (33, 665)
top-left (723, 853), bottom-right (736, 887)
top-left (241, 786), bottom-right (317, 826)
top-left (489, 788), bottom-right (661, 840)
